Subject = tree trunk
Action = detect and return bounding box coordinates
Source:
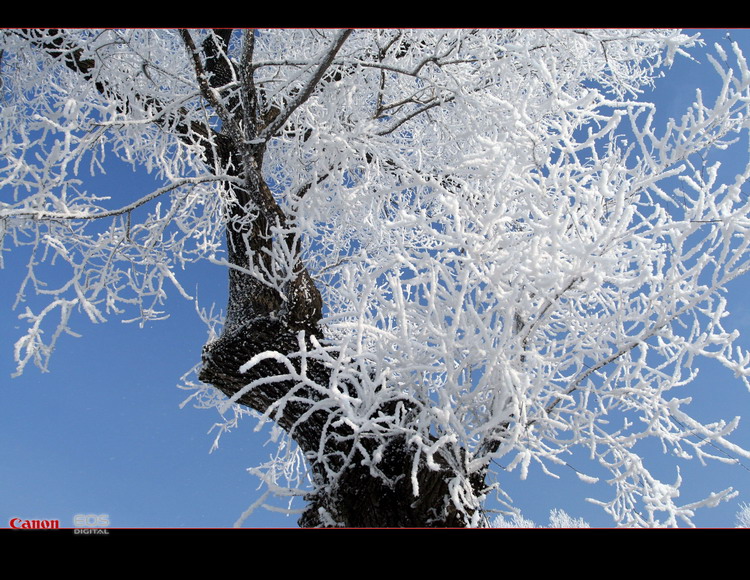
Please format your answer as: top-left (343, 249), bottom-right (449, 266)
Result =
top-left (196, 168), bottom-right (485, 527)
top-left (200, 316), bottom-right (483, 527)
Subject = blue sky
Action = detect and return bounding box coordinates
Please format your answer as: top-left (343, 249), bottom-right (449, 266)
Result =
top-left (3, 29), bottom-right (750, 529)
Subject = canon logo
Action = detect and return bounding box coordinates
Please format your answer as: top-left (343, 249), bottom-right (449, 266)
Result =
top-left (9, 518), bottom-right (60, 529)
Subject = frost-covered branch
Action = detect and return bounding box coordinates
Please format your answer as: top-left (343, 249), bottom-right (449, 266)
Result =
top-left (258, 29), bottom-right (353, 140)
top-left (0, 175), bottom-right (240, 221)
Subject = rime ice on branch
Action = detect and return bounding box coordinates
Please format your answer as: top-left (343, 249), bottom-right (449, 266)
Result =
top-left (2, 29), bottom-right (750, 526)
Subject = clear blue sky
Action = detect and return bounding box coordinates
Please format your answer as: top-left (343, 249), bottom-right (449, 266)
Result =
top-left (2, 29), bottom-right (750, 529)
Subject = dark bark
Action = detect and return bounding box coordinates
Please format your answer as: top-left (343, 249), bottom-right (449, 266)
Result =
top-left (299, 436), bottom-right (480, 527)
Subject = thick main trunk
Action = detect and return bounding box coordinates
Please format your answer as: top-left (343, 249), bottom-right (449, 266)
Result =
top-left (300, 436), bottom-right (478, 527)
top-left (198, 177), bottom-right (483, 527)
top-left (201, 321), bottom-right (480, 527)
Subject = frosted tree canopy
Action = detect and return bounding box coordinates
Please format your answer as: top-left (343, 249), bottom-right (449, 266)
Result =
top-left (2, 29), bottom-right (750, 526)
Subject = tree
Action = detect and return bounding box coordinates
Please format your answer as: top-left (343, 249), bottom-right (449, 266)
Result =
top-left (2, 28), bottom-right (750, 527)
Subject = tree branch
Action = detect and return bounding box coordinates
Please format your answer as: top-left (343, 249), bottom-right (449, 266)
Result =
top-left (0, 176), bottom-right (240, 221)
top-left (179, 29), bottom-right (244, 147)
top-left (259, 29), bottom-right (353, 140)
